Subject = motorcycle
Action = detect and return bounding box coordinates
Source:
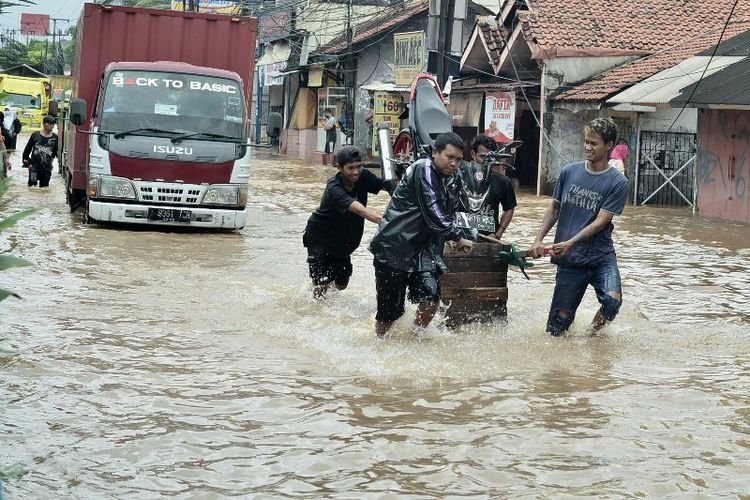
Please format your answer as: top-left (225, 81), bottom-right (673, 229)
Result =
top-left (456, 140), bottom-right (523, 239)
top-left (378, 73), bottom-right (452, 181)
top-left (378, 74), bottom-right (523, 237)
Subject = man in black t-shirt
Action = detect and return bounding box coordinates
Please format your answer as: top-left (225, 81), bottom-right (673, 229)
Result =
top-left (303, 146), bottom-right (392, 299)
top-left (458, 134), bottom-right (517, 240)
top-left (22, 115), bottom-right (58, 188)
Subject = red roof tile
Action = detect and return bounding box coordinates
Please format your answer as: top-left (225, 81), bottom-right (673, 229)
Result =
top-left (314, 0), bottom-right (429, 55)
top-left (476, 16), bottom-right (507, 65)
top-left (555, 20), bottom-right (750, 102)
top-left (520, 0), bottom-right (750, 58)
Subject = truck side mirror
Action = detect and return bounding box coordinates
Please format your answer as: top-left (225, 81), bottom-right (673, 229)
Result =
top-left (70, 98), bottom-right (88, 126)
top-left (49, 100), bottom-right (59, 117)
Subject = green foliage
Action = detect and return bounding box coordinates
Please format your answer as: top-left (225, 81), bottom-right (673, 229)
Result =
top-left (0, 177), bottom-right (36, 302)
top-left (0, 1), bottom-right (35, 14)
top-left (0, 40), bottom-right (31, 70)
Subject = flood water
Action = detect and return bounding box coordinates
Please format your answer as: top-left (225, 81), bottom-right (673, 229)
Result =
top-left (1, 139), bottom-right (749, 498)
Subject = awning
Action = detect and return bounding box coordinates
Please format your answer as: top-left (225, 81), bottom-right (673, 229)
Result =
top-left (607, 55), bottom-right (745, 106)
top-left (257, 41), bottom-right (291, 66)
top-left (360, 82), bottom-right (411, 92)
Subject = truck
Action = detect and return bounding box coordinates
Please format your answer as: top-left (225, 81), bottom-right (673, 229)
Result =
top-left (64, 3), bottom-right (258, 229)
top-left (0, 74), bottom-right (52, 129)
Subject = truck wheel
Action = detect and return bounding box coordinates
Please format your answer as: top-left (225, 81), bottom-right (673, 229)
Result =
top-left (66, 174), bottom-right (86, 213)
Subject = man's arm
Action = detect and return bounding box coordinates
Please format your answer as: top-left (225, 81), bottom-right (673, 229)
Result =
top-left (494, 208), bottom-right (514, 239)
top-left (347, 201), bottom-right (382, 224)
top-left (414, 167), bottom-right (473, 251)
top-left (22, 134), bottom-right (34, 163)
top-left (530, 200), bottom-right (560, 257)
top-left (0, 136), bottom-right (10, 170)
top-left (551, 209), bottom-right (614, 257)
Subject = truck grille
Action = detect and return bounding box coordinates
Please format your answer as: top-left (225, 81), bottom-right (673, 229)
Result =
top-left (137, 183), bottom-right (203, 205)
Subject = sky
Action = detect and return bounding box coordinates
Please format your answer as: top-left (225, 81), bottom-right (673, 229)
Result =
top-left (1, 0), bottom-right (87, 37)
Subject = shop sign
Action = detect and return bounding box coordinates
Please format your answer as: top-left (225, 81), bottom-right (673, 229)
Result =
top-left (394, 31), bottom-right (425, 87)
top-left (484, 92), bottom-right (516, 144)
top-left (372, 91), bottom-right (402, 157)
top-left (262, 62), bottom-right (286, 87)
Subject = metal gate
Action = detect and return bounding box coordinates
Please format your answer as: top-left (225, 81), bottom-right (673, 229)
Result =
top-left (636, 131), bottom-right (697, 207)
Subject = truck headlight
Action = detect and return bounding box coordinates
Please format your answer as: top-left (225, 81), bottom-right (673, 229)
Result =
top-left (202, 185), bottom-right (239, 206)
top-left (94, 176), bottom-right (137, 199)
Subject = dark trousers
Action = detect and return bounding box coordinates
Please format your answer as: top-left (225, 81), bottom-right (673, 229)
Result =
top-left (29, 167), bottom-right (52, 187)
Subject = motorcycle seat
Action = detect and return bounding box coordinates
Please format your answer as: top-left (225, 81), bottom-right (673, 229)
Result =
top-left (412, 79), bottom-right (452, 147)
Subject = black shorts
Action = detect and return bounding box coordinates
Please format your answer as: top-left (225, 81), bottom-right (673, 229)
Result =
top-left (325, 131), bottom-right (336, 153)
top-left (306, 243), bottom-right (352, 287)
top-left (374, 259), bottom-right (441, 323)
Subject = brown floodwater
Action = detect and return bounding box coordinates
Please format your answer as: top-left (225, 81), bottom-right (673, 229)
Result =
top-left (1, 141), bottom-right (749, 497)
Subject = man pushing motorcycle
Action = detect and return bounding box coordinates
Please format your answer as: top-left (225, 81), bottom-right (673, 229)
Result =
top-left (369, 132), bottom-right (473, 338)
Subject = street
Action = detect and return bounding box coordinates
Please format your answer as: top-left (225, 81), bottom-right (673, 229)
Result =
top-left (1, 137), bottom-right (750, 497)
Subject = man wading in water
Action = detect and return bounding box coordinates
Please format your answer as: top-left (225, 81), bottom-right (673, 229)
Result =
top-left (303, 146), bottom-right (395, 299)
top-left (369, 132), bottom-right (473, 338)
top-left (530, 117), bottom-right (629, 336)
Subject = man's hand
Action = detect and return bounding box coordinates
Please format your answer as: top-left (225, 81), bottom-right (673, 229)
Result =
top-left (4, 158), bottom-right (10, 171)
top-left (551, 240), bottom-right (573, 256)
top-left (456, 237), bottom-right (473, 254)
top-left (530, 241), bottom-right (545, 258)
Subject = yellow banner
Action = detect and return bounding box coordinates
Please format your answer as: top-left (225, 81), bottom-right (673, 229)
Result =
top-left (372, 91), bottom-right (402, 157)
top-left (170, 0), bottom-right (239, 14)
top-left (394, 31), bottom-right (425, 87)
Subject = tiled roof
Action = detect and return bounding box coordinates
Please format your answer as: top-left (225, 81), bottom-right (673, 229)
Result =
top-left (314, 0), bottom-right (429, 55)
top-left (476, 16), bottom-right (507, 65)
top-left (554, 21), bottom-right (750, 102)
top-left (520, 0), bottom-right (750, 57)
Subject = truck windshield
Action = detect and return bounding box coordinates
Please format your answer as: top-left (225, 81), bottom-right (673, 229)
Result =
top-left (0, 93), bottom-right (42, 109)
top-left (99, 70), bottom-right (245, 140)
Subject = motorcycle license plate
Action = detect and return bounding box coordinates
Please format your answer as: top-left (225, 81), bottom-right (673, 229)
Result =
top-left (455, 212), bottom-right (495, 232)
top-left (147, 208), bottom-right (192, 222)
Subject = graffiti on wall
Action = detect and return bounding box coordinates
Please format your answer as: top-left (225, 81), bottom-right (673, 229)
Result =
top-left (696, 109), bottom-right (748, 202)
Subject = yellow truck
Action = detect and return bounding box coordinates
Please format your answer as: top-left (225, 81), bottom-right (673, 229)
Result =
top-left (0, 74), bottom-right (52, 129)
top-left (50, 75), bottom-right (73, 110)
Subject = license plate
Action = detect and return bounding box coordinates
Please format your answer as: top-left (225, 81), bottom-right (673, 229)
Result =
top-left (455, 212), bottom-right (495, 232)
top-left (147, 208), bottom-right (192, 222)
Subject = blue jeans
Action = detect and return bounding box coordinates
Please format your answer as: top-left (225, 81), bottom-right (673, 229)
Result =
top-left (547, 254), bottom-right (622, 336)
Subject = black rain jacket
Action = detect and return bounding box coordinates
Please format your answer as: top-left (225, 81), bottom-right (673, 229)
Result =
top-left (369, 157), bottom-right (463, 273)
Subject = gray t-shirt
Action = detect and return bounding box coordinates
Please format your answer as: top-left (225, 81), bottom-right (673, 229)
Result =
top-left (551, 161), bottom-right (629, 267)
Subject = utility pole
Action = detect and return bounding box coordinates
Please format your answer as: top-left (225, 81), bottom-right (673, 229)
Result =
top-left (345, 0), bottom-right (354, 144)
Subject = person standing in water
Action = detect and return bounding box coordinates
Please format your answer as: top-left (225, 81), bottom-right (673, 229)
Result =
top-left (530, 117), bottom-right (629, 336)
top-left (22, 115), bottom-right (58, 188)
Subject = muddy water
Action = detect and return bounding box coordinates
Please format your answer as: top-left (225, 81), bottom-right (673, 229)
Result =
top-left (1, 143), bottom-right (749, 497)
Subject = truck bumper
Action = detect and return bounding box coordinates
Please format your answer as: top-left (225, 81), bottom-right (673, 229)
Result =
top-left (88, 200), bottom-right (247, 229)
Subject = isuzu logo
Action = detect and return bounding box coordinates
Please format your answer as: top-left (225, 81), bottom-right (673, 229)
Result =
top-left (153, 145), bottom-right (194, 155)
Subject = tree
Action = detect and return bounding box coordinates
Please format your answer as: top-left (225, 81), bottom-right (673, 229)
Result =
top-left (0, 40), bottom-right (30, 70)
top-left (0, 1), bottom-right (35, 15)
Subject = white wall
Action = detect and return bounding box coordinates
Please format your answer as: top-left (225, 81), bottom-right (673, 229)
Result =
top-left (639, 107), bottom-right (698, 133)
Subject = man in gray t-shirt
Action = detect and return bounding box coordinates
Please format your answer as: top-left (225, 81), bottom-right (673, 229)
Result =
top-left (530, 117), bottom-right (629, 336)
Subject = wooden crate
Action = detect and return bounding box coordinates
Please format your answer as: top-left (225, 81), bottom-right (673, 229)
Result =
top-left (442, 242), bottom-right (509, 328)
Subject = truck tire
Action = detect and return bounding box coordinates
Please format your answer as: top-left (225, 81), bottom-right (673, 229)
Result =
top-left (66, 173), bottom-right (86, 213)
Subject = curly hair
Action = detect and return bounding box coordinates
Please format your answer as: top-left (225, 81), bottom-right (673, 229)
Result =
top-left (584, 117), bottom-right (618, 145)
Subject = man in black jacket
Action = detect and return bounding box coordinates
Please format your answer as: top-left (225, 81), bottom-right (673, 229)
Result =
top-left (369, 132), bottom-right (473, 338)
